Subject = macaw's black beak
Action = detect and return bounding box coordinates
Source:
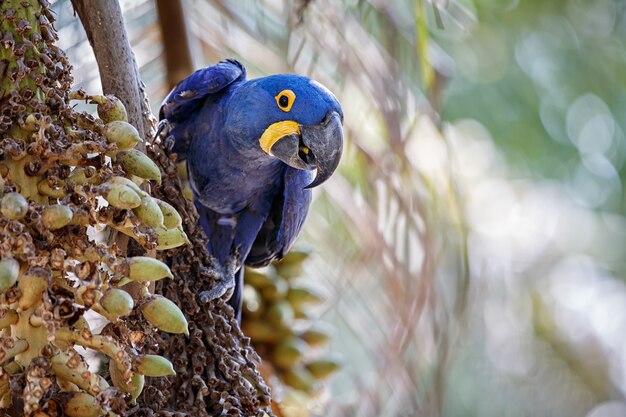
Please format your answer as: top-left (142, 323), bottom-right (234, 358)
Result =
top-left (270, 111), bottom-right (343, 189)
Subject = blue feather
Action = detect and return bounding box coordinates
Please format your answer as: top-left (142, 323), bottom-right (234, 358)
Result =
top-left (159, 60), bottom-right (342, 319)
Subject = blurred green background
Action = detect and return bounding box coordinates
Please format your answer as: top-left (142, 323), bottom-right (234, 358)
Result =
top-left (51, 0), bottom-right (626, 416)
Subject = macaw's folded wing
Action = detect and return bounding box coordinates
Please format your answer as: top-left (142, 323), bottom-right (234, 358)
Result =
top-left (158, 60), bottom-right (246, 158)
top-left (246, 168), bottom-right (313, 267)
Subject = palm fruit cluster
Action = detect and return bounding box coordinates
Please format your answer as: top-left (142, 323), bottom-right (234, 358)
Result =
top-left (0, 1), bottom-right (189, 415)
top-left (241, 251), bottom-right (342, 415)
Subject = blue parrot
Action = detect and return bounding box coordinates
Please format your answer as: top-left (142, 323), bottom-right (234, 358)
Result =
top-left (158, 60), bottom-right (343, 320)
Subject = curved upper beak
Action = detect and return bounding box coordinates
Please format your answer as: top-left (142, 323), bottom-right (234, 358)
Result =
top-left (269, 111), bottom-right (343, 188)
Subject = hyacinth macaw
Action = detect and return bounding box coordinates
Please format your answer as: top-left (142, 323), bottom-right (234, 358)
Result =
top-left (158, 60), bottom-right (343, 320)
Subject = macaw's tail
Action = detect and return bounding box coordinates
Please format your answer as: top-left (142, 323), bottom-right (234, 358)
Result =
top-left (228, 268), bottom-right (244, 323)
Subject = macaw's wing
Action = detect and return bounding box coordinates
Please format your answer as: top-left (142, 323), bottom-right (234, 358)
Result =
top-left (159, 59), bottom-right (245, 122)
top-left (158, 60), bottom-right (246, 158)
top-left (245, 168), bottom-right (313, 267)
top-left (195, 197), bottom-right (269, 322)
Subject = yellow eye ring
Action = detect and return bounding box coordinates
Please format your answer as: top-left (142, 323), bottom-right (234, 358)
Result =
top-left (275, 90), bottom-right (296, 112)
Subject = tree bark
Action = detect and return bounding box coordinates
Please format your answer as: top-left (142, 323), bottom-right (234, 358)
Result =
top-left (156, 0), bottom-right (195, 90)
top-left (70, 0), bottom-right (150, 140)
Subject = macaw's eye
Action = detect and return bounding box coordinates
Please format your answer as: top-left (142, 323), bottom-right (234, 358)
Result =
top-left (275, 89), bottom-right (296, 112)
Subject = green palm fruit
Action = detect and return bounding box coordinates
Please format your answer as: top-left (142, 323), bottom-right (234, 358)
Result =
top-left (272, 338), bottom-right (307, 369)
top-left (242, 285), bottom-right (264, 320)
top-left (277, 390), bottom-right (312, 416)
top-left (156, 199), bottom-right (182, 229)
top-left (275, 263), bottom-right (304, 279)
top-left (305, 357), bottom-right (341, 380)
top-left (241, 321), bottom-right (280, 343)
top-left (66, 167), bottom-right (98, 186)
top-left (1, 192), bottom-right (28, 220)
top-left (133, 196), bottom-right (164, 228)
top-left (142, 295), bottom-right (189, 335)
top-left (126, 256), bottom-right (173, 282)
top-left (176, 161), bottom-right (188, 181)
top-left (182, 184), bottom-right (194, 201)
top-left (266, 300), bottom-right (295, 327)
top-left (119, 149), bottom-right (162, 184)
top-left (64, 392), bottom-right (102, 417)
top-left (136, 354), bottom-right (176, 377)
top-left (281, 366), bottom-right (315, 393)
top-left (109, 361), bottom-right (144, 405)
top-left (72, 316), bottom-right (90, 332)
top-left (0, 259), bottom-right (20, 291)
top-left (42, 205), bottom-right (74, 230)
top-left (37, 180), bottom-right (67, 198)
top-left (175, 161), bottom-right (194, 200)
top-left (155, 226), bottom-right (190, 250)
top-left (102, 121), bottom-right (141, 150)
top-left (260, 278), bottom-right (289, 301)
top-left (93, 95), bottom-right (128, 123)
top-left (299, 325), bottom-right (331, 348)
top-left (102, 183), bottom-right (142, 210)
top-left (106, 176), bottom-right (145, 195)
top-left (245, 268), bottom-right (275, 288)
top-left (99, 289), bottom-right (134, 317)
top-left (286, 286), bottom-right (324, 309)
top-left (274, 250), bottom-right (311, 279)
top-left (277, 249), bottom-right (312, 265)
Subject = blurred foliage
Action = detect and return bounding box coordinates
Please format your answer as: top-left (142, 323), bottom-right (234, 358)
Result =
top-left (50, 0), bottom-right (626, 416)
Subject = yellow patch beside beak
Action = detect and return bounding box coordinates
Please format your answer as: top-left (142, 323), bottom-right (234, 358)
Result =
top-left (259, 120), bottom-right (301, 154)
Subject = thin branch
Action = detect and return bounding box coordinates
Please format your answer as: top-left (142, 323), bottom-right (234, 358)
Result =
top-left (70, 0), bottom-right (148, 141)
top-left (156, 0), bottom-right (195, 89)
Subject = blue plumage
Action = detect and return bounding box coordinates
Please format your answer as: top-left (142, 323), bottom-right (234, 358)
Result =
top-left (159, 60), bottom-right (343, 320)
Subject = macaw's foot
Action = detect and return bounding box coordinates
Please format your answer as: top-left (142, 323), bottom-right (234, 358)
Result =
top-left (197, 263), bottom-right (236, 304)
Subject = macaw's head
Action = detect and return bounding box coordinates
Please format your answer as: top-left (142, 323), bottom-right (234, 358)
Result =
top-left (225, 74), bottom-right (343, 188)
